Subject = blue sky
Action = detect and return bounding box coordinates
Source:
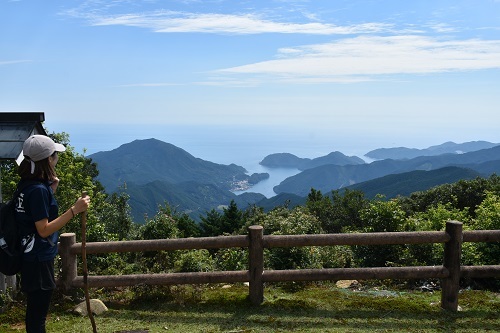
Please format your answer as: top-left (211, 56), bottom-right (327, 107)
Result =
top-left (1, 0), bottom-right (500, 161)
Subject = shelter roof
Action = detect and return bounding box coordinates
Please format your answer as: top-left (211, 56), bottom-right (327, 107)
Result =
top-left (0, 112), bottom-right (46, 161)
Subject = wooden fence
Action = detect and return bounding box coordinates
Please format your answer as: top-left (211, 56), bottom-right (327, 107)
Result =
top-left (58, 221), bottom-right (500, 312)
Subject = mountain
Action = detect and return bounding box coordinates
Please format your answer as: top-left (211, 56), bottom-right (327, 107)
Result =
top-left (255, 192), bottom-right (306, 212)
top-left (274, 146), bottom-right (500, 196)
top-left (88, 138), bottom-right (499, 223)
top-left (125, 180), bottom-right (265, 223)
top-left (89, 138), bottom-right (269, 192)
top-left (365, 141), bottom-right (499, 160)
top-left (255, 166), bottom-right (482, 209)
top-left (259, 153), bottom-right (305, 168)
top-left (343, 166), bottom-right (481, 199)
top-left (260, 151), bottom-right (365, 170)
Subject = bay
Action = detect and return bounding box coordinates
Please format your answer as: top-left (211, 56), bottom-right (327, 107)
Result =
top-left (232, 165), bottom-right (301, 198)
top-left (64, 123), bottom-right (370, 198)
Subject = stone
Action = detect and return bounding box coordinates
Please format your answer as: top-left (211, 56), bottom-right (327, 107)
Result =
top-left (336, 280), bottom-right (359, 289)
top-left (73, 299), bottom-right (108, 316)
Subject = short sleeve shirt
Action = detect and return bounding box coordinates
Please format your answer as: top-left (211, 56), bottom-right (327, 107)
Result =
top-left (15, 181), bottom-right (59, 262)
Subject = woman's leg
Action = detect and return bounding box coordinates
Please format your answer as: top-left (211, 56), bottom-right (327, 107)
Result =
top-left (25, 289), bottom-right (53, 333)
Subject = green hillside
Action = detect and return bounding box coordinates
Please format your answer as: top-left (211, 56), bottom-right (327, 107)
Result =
top-left (126, 180), bottom-right (265, 223)
top-left (88, 139), bottom-right (500, 223)
top-left (274, 146), bottom-right (500, 196)
top-left (343, 166), bottom-right (481, 199)
top-left (89, 138), bottom-right (268, 192)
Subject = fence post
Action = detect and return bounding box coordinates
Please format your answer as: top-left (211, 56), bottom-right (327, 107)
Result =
top-left (1, 274), bottom-right (17, 296)
top-left (5, 275), bottom-right (16, 295)
top-left (248, 225), bottom-right (264, 305)
top-left (0, 274), bottom-right (5, 294)
top-left (441, 221), bottom-right (463, 311)
top-left (59, 233), bottom-right (77, 292)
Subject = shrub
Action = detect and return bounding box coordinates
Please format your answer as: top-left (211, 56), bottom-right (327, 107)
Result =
top-left (174, 250), bottom-right (216, 273)
top-left (215, 248), bottom-right (248, 271)
top-left (353, 197), bottom-right (407, 267)
top-left (138, 206), bottom-right (180, 273)
top-left (468, 192), bottom-right (500, 266)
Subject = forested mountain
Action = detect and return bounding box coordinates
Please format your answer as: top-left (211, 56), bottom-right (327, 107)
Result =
top-left (365, 141), bottom-right (499, 160)
top-left (260, 151), bottom-right (365, 170)
top-left (89, 138), bottom-right (268, 192)
top-left (342, 166), bottom-right (481, 199)
top-left (125, 180), bottom-right (265, 222)
top-left (89, 139), bottom-right (499, 223)
top-left (274, 146), bottom-right (500, 196)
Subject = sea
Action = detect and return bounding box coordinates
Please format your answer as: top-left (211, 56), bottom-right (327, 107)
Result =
top-left (63, 123), bottom-right (380, 198)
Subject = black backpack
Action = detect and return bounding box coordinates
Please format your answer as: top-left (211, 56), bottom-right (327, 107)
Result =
top-left (0, 181), bottom-right (40, 275)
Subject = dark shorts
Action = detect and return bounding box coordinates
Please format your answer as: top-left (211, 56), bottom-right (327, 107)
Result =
top-left (21, 259), bottom-right (56, 293)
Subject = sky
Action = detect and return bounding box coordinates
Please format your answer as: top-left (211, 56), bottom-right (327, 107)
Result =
top-left (1, 0), bottom-right (500, 164)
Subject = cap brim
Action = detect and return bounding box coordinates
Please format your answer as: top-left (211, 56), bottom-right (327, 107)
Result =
top-left (54, 143), bottom-right (66, 152)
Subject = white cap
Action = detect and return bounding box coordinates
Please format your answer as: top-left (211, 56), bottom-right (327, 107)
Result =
top-left (23, 135), bottom-right (66, 162)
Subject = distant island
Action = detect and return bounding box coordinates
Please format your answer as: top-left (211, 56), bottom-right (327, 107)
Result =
top-left (364, 141), bottom-right (499, 160)
top-left (260, 151), bottom-right (365, 170)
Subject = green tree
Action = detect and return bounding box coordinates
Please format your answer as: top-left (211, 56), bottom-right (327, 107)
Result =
top-left (92, 190), bottom-right (134, 241)
top-left (199, 200), bottom-right (244, 236)
top-left (468, 192), bottom-right (500, 266)
top-left (254, 206), bottom-right (323, 270)
top-left (174, 249), bottom-right (215, 273)
top-left (176, 213), bottom-right (200, 238)
top-left (138, 205), bottom-right (180, 273)
top-left (0, 160), bottom-right (18, 200)
top-left (399, 175), bottom-right (500, 219)
top-left (221, 199), bottom-right (244, 234)
top-left (353, 196), bottom-right (408, 267)
top-left (140, 205), bottom-right (180, 240)
top-left (405, 203), bottom-right (470, 266)
top-left (199, 209), bottom-right (223, 237)
top-left (306, 188), bottom-right (368, 233)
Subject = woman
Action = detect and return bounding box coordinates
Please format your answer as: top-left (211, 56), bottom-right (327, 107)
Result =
top-left (15, 134), bottom-right (90, 333)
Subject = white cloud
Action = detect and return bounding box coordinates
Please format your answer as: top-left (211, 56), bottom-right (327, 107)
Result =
top-left (216, 35), bottom-right (500, 82)
top-left (116, 83), bottom-right (182, 87)
top-left (427, 22), bottom-right (458, 33)
top-left (74, 10), bottom-right (392, 35)
top-left (0, 60), bottom-right (31, 65)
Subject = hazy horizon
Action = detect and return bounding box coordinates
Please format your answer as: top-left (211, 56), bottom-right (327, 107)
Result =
top-left (2, 1), bottom-right (499, 157)
top-left (69, 124), bottom-right (497, 168)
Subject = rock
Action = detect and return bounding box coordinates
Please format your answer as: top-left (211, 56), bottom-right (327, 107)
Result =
top-left (73, 299), bottom-right (108, 316)
top-left (336, 280), bottom-right (359, 289)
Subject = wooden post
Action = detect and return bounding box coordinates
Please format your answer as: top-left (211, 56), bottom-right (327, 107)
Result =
top-left (5, 275), bottom-right (16, 295)
top-left (59, 233), bottom-right (77, 292)
top-left (0, 274), bottom-right (5, 294)
top-left (248, 225), bottom-right (264, 305)
top-left (441, 221), bottom-right (463, 311)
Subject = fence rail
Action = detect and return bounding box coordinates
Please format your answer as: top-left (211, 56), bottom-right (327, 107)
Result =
top-left (57, 221), bottom-right (500, 312)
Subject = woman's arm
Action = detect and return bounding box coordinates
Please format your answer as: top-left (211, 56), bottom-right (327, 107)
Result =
top-left (35, 195), bottom-right (90, 238)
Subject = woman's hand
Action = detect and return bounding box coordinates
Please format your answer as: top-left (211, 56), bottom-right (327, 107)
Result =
top-left (50, 177), bottom-right (60, 193)
top-left (73, 194), bottom-right (91, 215)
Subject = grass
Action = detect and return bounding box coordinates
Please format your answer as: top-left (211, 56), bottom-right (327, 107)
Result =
top-left (1, 283), bottom-right (499, 333)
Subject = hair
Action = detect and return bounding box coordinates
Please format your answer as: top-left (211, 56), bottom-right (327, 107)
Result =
top-left (18, 154), bottom-right (57, 181)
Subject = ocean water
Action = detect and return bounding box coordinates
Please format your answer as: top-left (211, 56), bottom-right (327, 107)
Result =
top-left (232, 165), bottom-right (301, 198)
top-left (63, 123), bottom-right (374, 198)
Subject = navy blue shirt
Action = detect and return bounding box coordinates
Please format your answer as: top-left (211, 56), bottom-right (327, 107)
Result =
top-left (15, 181), bottom-right (58, 262)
